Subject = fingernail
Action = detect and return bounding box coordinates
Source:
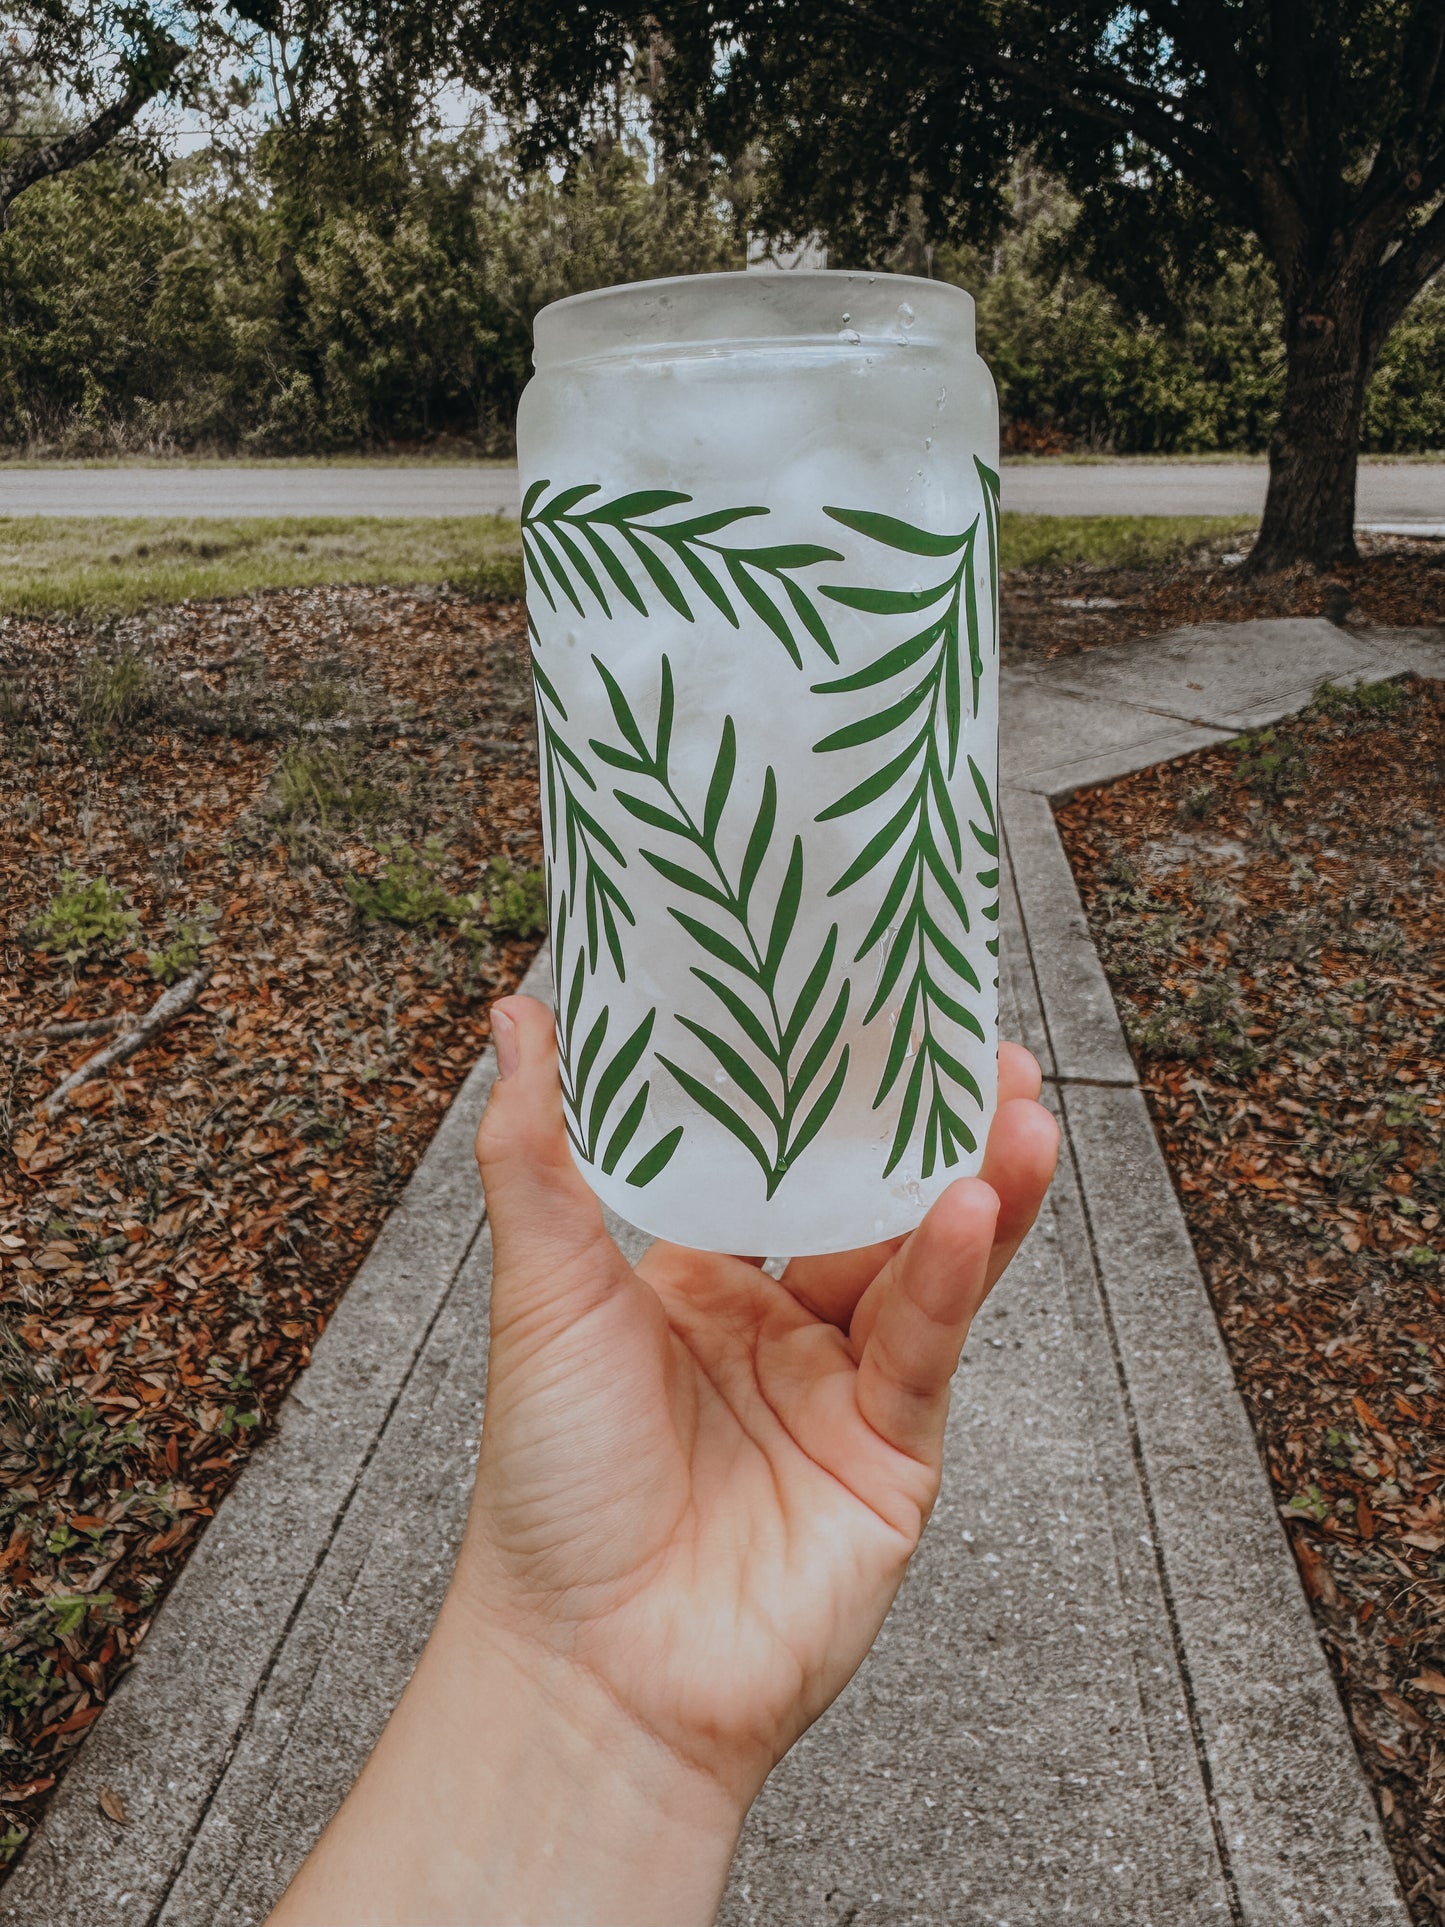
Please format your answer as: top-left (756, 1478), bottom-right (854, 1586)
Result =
top-left (492, 1007), bottom-right (519, 1079)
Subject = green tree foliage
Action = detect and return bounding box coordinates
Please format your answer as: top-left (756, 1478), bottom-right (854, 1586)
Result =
top-left (2, 133), bottom-right (1440, 459)
top-left (939, 173), bottom-right (1287, 456)
top-left (956, 175), bottom-right (1444, 457)
top-left (0, 135), bottom-right (738, 452)
top-left (0, 0), bottom-right (454, 223)
top-left (461, 2), bottom-right (1445, 569)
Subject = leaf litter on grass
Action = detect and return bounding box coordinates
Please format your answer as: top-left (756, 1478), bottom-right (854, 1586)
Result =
top-left (0, 584), bottom-right (542, 1875)
top-left (1005, 529), bottom-right (1443, 660)
top-left (1057, 675), bottom-right (1445, 1921)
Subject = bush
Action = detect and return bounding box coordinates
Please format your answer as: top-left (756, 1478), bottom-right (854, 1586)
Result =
top-left (0, 135), bottom-right (739, 455)
top-left (1363, 280), bottom-right (1445, 453)
top-left (935, 173), bottom-right (1439, 455)
top-left (2, 137), bottom-right (1437, 458)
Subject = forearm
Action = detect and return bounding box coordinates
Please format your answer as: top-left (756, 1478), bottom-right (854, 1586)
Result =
top-left (268, 1591), bottom-right (745, 1927)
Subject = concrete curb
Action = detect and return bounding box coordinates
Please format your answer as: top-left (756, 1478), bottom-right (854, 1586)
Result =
top-left (1000, 622), bottom-right (1429, 1922)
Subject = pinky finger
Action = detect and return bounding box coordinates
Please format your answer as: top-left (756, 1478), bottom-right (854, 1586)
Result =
top-left (854, 1177), bottom-right (1000, 1470)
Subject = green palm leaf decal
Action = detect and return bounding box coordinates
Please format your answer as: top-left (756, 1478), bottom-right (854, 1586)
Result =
top-left (551, 898), bottom-right (683, 1188)
top-left (523, 481), bottom-right (843, 666)
top-left (590, 655), bottom-right (852, 1199)
top-left (813, 481), bottom-right (999, 1180)
top-left (530, 641), bottom-right (636, 979)
top-left (968, 753), bottom-right (1001, 969)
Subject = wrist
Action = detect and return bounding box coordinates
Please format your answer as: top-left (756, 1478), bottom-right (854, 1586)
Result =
top-left (440, 1589), bottom-right (750, 1900)
top-left (273, 1588), bottom-right (747, 1926)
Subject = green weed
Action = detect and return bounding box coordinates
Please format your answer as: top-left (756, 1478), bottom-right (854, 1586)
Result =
top-left (1123, 968), bottom-right (1258, 1075)
top-left (483, 858), bottom-right (547, 940)
top-left (76, 649), bottom-right (153, 739)
top-left (1285, 1484), bottom-right (1328, 1522)
top-left (1308, 676), bottom-right (1408, 723)
top-left (286, 677), bottom-right (350, 725)
top-left (148, 905), bottom-right (219, 984)
top-left (50, 1405), bottom-right (139, 1485)
top-left (24, 870), bottom-right (139, 964)
top-left (344, 837), bottom-right (481, 935)
top-left (0, 1655), bottom-right (53, 1718)
top-left (345, 842), bottom-right (547, 948)
top-left (1178, 783), bottom-right (1217, 823)
top-left (43, 1593), bottom-right (115, 1638)
top-left (2, 1333), bottom-right (144, 1485)
top-left (1232, 725), bottom-right (1308, 800)
top-left (270, 743), bottom-right (395, 835)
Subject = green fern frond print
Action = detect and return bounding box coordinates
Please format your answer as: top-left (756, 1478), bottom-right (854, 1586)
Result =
top-left (551, 897), bottom-right (683, 1188)
top-left (968, 753), bottom-right (1001, 970)
top-left (530, 645), bottom-right (636, 979)
top-left (812, 461), bottom-right (999, 1179)
top-left (589, 654), bottom-right (851, 1199)
top-left (522, 480), bottom-right (843, 669)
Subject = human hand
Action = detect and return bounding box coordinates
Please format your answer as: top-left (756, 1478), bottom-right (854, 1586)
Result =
top-left (271, 995), bottom-right (1057, 1927)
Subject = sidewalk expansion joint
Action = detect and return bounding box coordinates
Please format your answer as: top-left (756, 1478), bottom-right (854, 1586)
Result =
top-left (1042, 1071), bottom-right (1138, 1090)
top-left (1005, 808), bottom-right (1245, 1923)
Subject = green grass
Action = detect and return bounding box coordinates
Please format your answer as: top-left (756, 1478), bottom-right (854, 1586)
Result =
top-left (999, 513), bottom-right (1254, 569)
top-left (0, 515), bottom-right (523, 615)
top-left (0, 510), bottom-right (1253, 617)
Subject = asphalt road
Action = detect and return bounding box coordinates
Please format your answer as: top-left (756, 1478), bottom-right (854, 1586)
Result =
top-left (1, 459), bottom-right (1443, 527)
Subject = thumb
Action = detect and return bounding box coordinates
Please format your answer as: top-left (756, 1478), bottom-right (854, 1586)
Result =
top-left (473, 995), bottom-right (619, 1316)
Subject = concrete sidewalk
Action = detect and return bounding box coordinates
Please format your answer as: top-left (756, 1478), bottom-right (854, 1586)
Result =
top-left (8, 618), bottom-right (1440, 1925)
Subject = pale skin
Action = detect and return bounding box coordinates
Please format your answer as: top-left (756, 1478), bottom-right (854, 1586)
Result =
top-left (270, 994), bottom-right (1059, 1927)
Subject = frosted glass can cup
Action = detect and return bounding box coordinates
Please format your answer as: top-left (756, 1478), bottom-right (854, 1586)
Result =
top-left (516, 269), bottom-right (1000, 1256)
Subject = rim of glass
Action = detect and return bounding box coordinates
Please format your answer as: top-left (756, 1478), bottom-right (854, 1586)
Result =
top-left (532, 269), bottom-right (975, 367)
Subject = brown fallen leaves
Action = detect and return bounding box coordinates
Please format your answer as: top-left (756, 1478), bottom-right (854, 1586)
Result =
top-left (1005, 530), bottom-right (1443, 659)
top-left (1057, 675), bottom-right (1445, 1922)
top-left (0, 585), bottom-right (542, 1875)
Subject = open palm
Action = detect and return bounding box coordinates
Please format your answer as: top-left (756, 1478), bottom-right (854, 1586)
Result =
top-left (455, 994), bottom-right (1058, 1809)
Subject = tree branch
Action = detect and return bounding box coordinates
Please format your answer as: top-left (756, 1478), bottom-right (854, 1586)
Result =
top-left (1367, 187), bottom-right (1445, 351)
top-left (1399, 0), bottom-right (1445, 145)
top-left (0, 35), bottom-right (184, 224)
top-left (816, 0), bottom-right (1255, 222)
top-left (1353, 1), bottom-right (1445, 241)
top-left (1140, 0), bottom-right (1310, 254)
top-left (34, 966), bottom-right (210, 1120)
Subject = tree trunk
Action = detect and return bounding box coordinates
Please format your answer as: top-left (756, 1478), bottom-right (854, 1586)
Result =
top-left (1248, 273), bottom-right (1376, 574)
